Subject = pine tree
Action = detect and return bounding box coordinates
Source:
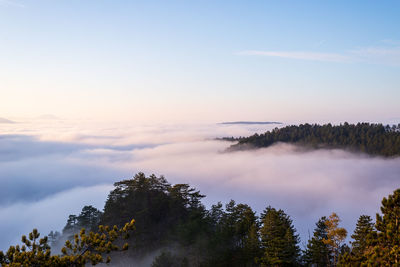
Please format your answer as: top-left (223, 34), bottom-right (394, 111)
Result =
top-left (303, 216), bottom-right (330, 266)
top-left (206, 201), bottom-right (261, 266)
top-left (47, 230), bottom-right (62, 247)
top-left (77, 205), bottom-right (102, 231)
top-left (350, 215), bottom-right (374, 261)
top-left (364, 189), bottom-right (400, 265)
top-left (63, 215), bottom-right (79, 234)
top-left (0, 219), bottom-right (135, 266)
top-left (244, 222), bottom-right (262, 266)
top-left (259, 206), bottom-right (300, 266)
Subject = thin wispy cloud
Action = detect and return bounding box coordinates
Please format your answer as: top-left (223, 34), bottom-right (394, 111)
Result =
top-left (351, 46), bottom-right (400, 66)
top-left (238, 43), bottom-right (400, 66)
top-left (237, 50), bottom-right (351, 63)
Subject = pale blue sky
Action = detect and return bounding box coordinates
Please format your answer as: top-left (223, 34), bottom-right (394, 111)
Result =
top-left (1, 0), bottom-right (399, 123)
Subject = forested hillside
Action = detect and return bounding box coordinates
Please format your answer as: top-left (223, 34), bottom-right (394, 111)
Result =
top-left (228, 123), bottom-right (400, 157)
top-left (2, 173), bottom-right (400, 266)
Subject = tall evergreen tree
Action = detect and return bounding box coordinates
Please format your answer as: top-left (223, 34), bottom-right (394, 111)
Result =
top-left (101, 172), bottom-right (209, 262)
top-left (206, 200), bottom-right (261, 267)
top-left (350, 215), bottom-right (374, 261)
top-left (303, 216), bottom-right (330, 266)
top-left (77, 205), bottom-right (102, 231)
top-left (63, 206), bottom-right (102, 235)
top-left (47, 230), bottom-right (61, 247)
top-left (259, 206), bottom-right (300, 266)
top-left (63, 215), bottom-right (79, 234)
top-left (364, 189), bottom-right (400, 265)
top-left (244, 222), bottom-right (262, 266)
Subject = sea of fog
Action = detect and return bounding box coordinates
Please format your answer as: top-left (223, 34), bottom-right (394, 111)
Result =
top-left (0, 118), bottom-right (399, 250)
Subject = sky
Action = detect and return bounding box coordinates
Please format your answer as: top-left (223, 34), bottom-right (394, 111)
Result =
top-left (1, 0), bottom-right (400, 255)
top-left (1, 0), bottom-right (400, 123)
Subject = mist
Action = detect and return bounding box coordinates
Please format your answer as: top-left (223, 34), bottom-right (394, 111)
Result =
top-left (0, 119), bottom-right (399, 251)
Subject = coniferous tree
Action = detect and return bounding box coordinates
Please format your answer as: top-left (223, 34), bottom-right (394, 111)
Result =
top-left (303, 216), bottom-right (330, 266)
top-left (350, 215), bottom-right (374, 262)
top-left (259, 206), bottom-right (300, 266)
top-left (63, 215), bottom-right (79, 234)
top-left (62, 206), bottom-right (103, 238)
top-left (229, 123), bottom-right (400, 157)
top-left (47, 230), bottom-right (62, 249)
top-left (231, 203), bottom-right (261, 266)
top-left (77, 205), bottom-right (102, 231)
top-left (0, 220), bottom-right (135, 267)
top-left (364, 189), bottom-right (400, 265)
top-left (206, 200), bottom-right (261, 267)
top-left (244, 222), bottom-right (262, 266)
top-left (101, 172), bottom-right (209, 263)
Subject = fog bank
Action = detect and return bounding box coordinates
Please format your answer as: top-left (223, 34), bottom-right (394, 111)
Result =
top-left (0, 119), bottom-right (399, 250)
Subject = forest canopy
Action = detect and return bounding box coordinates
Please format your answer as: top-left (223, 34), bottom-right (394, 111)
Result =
top-left (2, 173), bottom-right (400, 266)
top-left (227, 123), bottom-right (400, 157)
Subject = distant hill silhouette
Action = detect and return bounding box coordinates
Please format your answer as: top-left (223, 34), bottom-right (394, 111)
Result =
top-left (228, 123), bottom-right (400, 157)
top-left (0, 117), bottom-right (15, 124)
top-left (219, 121), bottom-right (282, 125)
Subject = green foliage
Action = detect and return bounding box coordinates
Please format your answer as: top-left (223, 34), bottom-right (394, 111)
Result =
top-left (5, 172), bottom-right (400, 267)
top-left (206, 200), bottom-right (261, 266)
top-left (362, 189), bottom-right (400, 265)
top-left (259, 206), bottom-right (300, 266)
top-left (303, 216), bottom-right (330, 266)
top-left (343, 215), bottom-right (375, 265)
top-left (63, 205), bottom-right (102, 234)
top-left (230, 123), bottom-right (400, 157)
top-left (0, 219), bottom-right (135, 266)
top-left (339, 191), bottom-right (400, 266)
top-left (63, 215), bottom-right (79, 233)
top-left (101, 172), bottom-right (206, 253)
top-left (100, 173), bottom-right (264, 266)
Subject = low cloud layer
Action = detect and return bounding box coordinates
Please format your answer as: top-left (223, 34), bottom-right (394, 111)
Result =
top-left (0, 119), bottom-right (399, 250)
top-left (119, 141), bottom-right (400, 244)
top-left (0, 185), bottom-right (112, 248)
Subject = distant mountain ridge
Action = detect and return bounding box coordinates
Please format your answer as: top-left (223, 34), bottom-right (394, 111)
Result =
top-left (219, 121), bottom-right (282, 125)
